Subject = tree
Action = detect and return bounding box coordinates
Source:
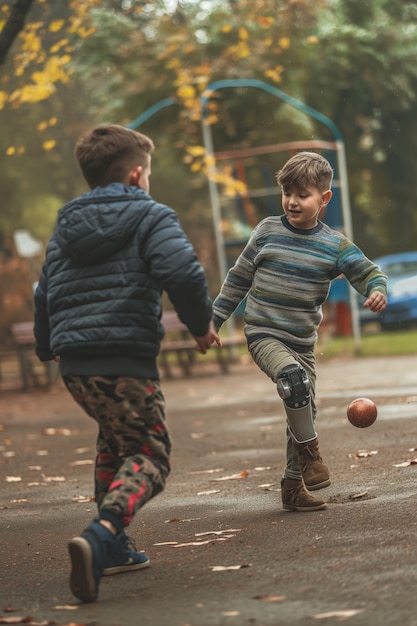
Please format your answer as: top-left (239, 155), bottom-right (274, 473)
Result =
top-left (0, 1), bottom-right (100, 239)
top-left (305, 0), bottom-right (417, 254)
top-left (0, 0), bottom-right (34, 64)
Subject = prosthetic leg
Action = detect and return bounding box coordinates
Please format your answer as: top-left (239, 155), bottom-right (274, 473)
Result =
top-left (277, 364), bottom-right (330, 511)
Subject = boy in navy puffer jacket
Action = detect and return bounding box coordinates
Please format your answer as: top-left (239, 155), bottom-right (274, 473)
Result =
top-left (34, 124), bottom-right (220, 603)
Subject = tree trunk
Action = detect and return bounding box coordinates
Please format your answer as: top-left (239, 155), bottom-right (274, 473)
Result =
top-left (0, 0), bottom-right (35, 65)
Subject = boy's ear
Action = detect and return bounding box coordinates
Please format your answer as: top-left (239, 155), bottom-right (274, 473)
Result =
top-left (129, 165), bottom-right (142, 187)
top-left (322, 189), bottom-right (332, 206)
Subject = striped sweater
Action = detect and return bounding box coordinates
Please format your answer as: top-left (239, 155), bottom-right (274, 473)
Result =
top-left (212, 215), bottom-right (387, 352)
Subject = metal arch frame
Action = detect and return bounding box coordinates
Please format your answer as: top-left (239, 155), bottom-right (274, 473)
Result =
top-left (127, 78), bottom-right (361, 350)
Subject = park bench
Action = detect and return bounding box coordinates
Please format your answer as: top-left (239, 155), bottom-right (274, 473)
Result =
top-left (159, 310), bottom-right (247, 378)
top-left (7, 313), bottom-right (247, 388)
top-left (10, 322), bottom-right (59, 392)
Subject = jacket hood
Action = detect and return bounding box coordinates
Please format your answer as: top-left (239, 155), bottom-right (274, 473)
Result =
top-left (55, 184), bottom-right (150, 265)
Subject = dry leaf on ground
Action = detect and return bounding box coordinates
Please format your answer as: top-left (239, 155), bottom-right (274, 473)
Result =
top-left (393, 457), bottom-right (417, 467)
top-left (349, 450), bottom-right (378, 458)
top-left (210, 564), bottom-right (251, 571)
top-left (313, 609), bottom-right (365, 620)
top-left (211, 470), bottom-right (249, 481)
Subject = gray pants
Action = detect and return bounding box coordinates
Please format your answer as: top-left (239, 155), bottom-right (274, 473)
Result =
top-left (249, 337), bottom-right (317, 480)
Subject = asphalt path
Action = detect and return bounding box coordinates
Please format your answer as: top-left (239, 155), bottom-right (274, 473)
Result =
top-left (1, 353), bottom-right (417, 626)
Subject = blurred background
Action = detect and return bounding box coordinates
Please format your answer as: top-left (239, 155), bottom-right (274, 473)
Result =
top-left (1, 0), bottom-right (417, 349)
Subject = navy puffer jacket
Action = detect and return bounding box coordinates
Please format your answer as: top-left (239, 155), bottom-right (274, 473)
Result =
top-left (34, 183), bottom-right (212, 379)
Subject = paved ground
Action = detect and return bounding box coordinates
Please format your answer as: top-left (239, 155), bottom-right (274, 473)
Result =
top-left (1, 353), bottom-right (417, 626)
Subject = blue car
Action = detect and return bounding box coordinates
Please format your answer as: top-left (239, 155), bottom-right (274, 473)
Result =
top-left (359, 251), bottom-right (417, 331)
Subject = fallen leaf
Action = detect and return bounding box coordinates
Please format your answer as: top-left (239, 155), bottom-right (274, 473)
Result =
top-left (43, 428), bottom-right (71, 436)
top-left (197, 489), bottom-right (221, 496)
top-left (0, 619), bottom-right (49, 625)
top-left (349, 491), bottom-right (368, 500)
top-left (154, 541), bottom-right (179, 546)
top-left (71, 495), bottom-right (94, 503)
top-left (174, 538), bottom-right (229, 547)
top-left (349, 450), bottom-right (378, 458)
top-left (313, 609), bottom-right (365, 620)
top-left (5, 476), bottom-right (22, 483)
top-left (393, 458), bottom-right (417, 467)
top-left (165, 517), bottom-right (201, 523)
top-left (253, 594), bottom-right (286, 602)
top-left (210, 564), bottom-right (251, 571)
top-left (53, 605), bottom-right (79, 610)
top-left (195, 529), bottom-right (241, 537)
top-left (211, 470), bottom-right (249, 481)
top-left (42, 475), bottom-right (65, 482)
top-left (69, 460), bottom-right (94, 466)
top-left (189, 468), bottom-right (224, 474)
top-left (221, 611), bottom-right (240, 617)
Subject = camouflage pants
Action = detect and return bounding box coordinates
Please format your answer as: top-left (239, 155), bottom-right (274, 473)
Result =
top-left (63, 375), bottom-right (171, 528)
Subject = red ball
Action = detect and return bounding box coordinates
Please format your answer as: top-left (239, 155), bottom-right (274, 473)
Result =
top-left (347, 397), bottom-right (377, 428)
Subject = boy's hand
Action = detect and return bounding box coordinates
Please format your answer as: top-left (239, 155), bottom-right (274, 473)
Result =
top-left (193, 320), bottom-right (222, 354)
top-left (363, 291), bottom-right (387, 313)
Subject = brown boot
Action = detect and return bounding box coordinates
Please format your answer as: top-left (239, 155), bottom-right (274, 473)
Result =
top-left (294, 438), bottom-right (330, 491)
top-left (281, 478), bottom-right (327, 511)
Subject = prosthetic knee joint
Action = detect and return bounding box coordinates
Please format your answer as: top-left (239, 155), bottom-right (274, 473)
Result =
top-left (276, 364), bottom-right (316, 444)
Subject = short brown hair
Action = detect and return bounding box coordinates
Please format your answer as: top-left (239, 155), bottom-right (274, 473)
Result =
top-left (276, 151), bottom-right (333, 192)
top-left (74, 124), bottom-right (154, 188)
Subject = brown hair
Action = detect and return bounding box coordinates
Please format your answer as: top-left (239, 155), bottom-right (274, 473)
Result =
top-left (276, 151), bottom-right (333, 192)
top-left (74, 124), bottom-right (154, 188)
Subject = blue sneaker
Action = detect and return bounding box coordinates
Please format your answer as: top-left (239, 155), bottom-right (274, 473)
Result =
top-left (103, 531), bottom-right (150, 576)
top-left (68, 520), bottom-right (116, 602)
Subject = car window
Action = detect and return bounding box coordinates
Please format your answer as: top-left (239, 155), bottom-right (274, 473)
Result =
top-left (381, 261), bottom-right (417, 277)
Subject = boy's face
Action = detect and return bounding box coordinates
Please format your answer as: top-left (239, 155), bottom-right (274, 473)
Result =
top-left (281, 184), bottom-right (332, 230)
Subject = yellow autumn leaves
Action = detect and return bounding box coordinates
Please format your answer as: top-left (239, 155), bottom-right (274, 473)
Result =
top-left (184, 147), bottom-right (247, 197)
top-left (1, 0), bottom-right (100, 155)
top-left (0, 1), bottom-right (96, 108)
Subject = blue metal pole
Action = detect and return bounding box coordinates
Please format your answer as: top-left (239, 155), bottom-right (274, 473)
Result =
top-left (201, 79), bottom-right (343, 141)
top-left (127, 97), bottom-right (176, 129)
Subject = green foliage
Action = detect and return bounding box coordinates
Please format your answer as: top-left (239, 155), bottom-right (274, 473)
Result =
top-left (2, 0), bottom-right (417, 261)
top-left (317, 328), bottom-right (417, 359)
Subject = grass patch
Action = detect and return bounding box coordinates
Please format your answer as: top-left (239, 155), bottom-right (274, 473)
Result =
top-left (317, 329), bottom-right (417, 359)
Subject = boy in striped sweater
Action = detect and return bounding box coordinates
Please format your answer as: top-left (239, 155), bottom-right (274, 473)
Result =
top-left (212, 152), bottom-right (387, 512)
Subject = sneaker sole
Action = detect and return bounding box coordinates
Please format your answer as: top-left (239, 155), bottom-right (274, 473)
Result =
top-left (305, 478), bottom-right (331, 491)
top-left (68, 536), bottom-right (97, 603)
top-left (103, 558), bottom-right (150, 576)
top-left (283, 502), bottom-right (327, 512)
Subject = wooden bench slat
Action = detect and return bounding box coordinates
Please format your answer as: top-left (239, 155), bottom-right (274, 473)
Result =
top-left (8, 315), bottom-right (246, 386)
